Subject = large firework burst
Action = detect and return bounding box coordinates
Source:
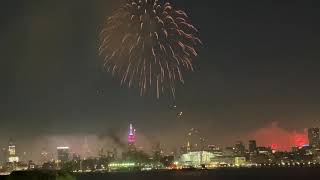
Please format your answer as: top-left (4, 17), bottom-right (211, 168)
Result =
top-left (99, 0), bottom-right (201, 98)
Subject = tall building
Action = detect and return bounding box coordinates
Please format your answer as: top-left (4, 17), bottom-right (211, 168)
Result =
top-left (0, 147), bottom-right (7, 165)
top-left (8, 140), bottom-right (19, 163)
top-left (57, 147), bottom-right (70, 163)
top-left (82, 136), bottom-right (91, 160)
top-left (40, 148), bottom-right (49, 165)
top-left (234, 141), bottom-right (245, 156)
top-left (249, 140), bottom-right (257, 153)
top-left (72, 153), bottom-right (81, 161)
top-left (152, 142), bottom-right (163, 161)
top-left (8, 141), bottom-right (16, 157)
top-left (128, 123), bottom-right (136, 151)
top-left (113, 148), bottom-right (118, 160)
top-left (308, 128), bottom-right (320, 148)
top-left (186, 128), bottom-right (203, 151)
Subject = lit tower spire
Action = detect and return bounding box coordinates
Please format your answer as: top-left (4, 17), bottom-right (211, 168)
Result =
top-left (128, 123), bottom-right (136, 144)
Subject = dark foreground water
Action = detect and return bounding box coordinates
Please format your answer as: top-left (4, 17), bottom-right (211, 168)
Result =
top-left (2, 168), bottom-right (320, 180)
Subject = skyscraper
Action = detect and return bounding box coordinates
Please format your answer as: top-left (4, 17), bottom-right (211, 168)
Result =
top-left (40, 148), bottom-right (49, 165)
top-left (8, 139), bottom-right (19, 163)
top-left (128, 123), bottom-right (136, 151)
top-left (57, 147), bottom-right (70, 163)
top-left (8, 141), bottom-right (16, 157)
top-left (128, 123), bottom-right (136, 143)
top-left (0, 147), bottom-right (6, 165)
top-left (82, 136), bottom-right (91, 160)
top-left (234, 141), bottom-right (245, 156)
top-left (249, 140), bottom-right (257, 153)
top-left (308, 128), bottom-right (320, 148)
top-left (152, 142), bottom-right (163, 161)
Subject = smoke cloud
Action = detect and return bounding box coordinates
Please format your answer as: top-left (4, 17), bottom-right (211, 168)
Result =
top-left (98, 129), bottom-right (127, 150)
top-left (246, 122), bottom-right (308, 151)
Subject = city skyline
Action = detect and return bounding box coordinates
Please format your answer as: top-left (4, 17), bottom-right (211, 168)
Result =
top-left (1, 0), bottom-right (320, 167)
top-left (0, 123), bottom-right (318, 163)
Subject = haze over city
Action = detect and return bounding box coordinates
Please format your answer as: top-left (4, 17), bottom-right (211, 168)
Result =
top-left (1, 0), bottom-right (320, 163)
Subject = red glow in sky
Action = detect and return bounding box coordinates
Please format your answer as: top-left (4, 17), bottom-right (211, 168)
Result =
top-left (271, 143), bottom-right (278, 150)
top-left (294, 133), bottom-right (307, 147)
top-left (247, 122), bottom-right (308, 151)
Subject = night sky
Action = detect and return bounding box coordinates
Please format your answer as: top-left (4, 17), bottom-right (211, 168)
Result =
top-left (1, 0), bottom-right (320, 160)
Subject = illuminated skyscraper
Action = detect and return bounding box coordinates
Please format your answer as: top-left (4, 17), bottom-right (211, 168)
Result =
top-left (128, 123), bottom-right (136, 151)
top-left (128, 123), bottom-right (136, 143)
top-left (40, 148), bottom-right (49, 165)
top-left (308, 128), bottom-right (320, 148)
top-left (57, 147), bottom-right (70, 163)
top-left (7, 139), bottom-right (19, 163)
top-left (8, 141), bottom-right (16, 157)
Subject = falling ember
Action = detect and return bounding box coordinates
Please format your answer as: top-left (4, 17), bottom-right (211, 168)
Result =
top-left (99, 0), bottom-right (201, 98)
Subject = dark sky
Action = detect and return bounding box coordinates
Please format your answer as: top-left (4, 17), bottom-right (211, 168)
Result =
top-left (1, 0), bottom-right (320, 160)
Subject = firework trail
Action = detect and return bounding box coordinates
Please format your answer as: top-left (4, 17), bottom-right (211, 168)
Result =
top-left (99, 0), bottom-right (201, 98)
